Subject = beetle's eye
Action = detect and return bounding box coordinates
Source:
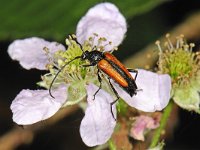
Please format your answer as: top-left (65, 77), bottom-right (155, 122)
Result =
top-left (82, 54), bottom-right (86, 59)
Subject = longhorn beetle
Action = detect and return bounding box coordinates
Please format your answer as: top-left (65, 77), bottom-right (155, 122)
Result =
top-left (49, 36), bottom-right (138, 120)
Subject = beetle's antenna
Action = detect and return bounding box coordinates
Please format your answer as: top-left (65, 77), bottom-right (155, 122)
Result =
top-left (70, 34), bottom-right (84, 52)
top-left (49, 56), bottom-right (82, 98)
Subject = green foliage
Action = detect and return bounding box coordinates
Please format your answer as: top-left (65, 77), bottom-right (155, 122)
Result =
top-left (108, 139), bottom-right (117, 150)
top-left (116, 98), bottom-right (128, 116)
top-left (0, 0), bottom-right (164, 41)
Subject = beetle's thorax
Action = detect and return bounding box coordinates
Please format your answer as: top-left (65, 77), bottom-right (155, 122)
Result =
top-left (82, 50), bottom-right (104, 65)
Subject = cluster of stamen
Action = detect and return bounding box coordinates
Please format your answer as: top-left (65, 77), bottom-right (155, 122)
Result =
top-left (40, 34), bottom-right (116, 89)
top-left (156, 34), bottom-right (200, 87)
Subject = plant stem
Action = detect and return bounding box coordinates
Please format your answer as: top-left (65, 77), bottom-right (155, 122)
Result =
top-left (149, 100), bottom-right (173, 148)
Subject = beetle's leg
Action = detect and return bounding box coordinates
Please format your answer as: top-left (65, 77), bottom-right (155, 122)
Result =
top-left (93, 68), bottom-right (102, 100)
top-left (108, 78), bottom-right (120, 121)
top-left (127, 69), bottom-right (143, 93)
top-left (82, 64), bottom-right (94, 67)
top-left (127, 69), bottom-right (142, 92)
top-left (127, 69), bottom-right (138, 80)
top-left (82, 62), bottom-right (96, 67)
top-left (82, 64), bottom-right (102, 99)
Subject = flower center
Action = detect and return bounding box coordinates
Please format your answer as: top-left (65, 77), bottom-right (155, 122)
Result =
top-left (157, 34), bottom-right (200, 86)
top-left (40, 34), bottom-right (116, 91)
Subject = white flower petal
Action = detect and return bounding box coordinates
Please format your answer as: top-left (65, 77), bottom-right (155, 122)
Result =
top-left (114, 69), bottom-right (171, 112)
top-left (8, 37), bottom-right (65, 70)
top-left (80, 84), bottom-right (116, 147)
top-left (10, 85), bottom-right (68, 125)
top-left (76, 2), bottom-right (127, 51)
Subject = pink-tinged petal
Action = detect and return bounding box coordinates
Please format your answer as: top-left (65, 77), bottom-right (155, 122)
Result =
top-left (8, 37), bottom-right (65, 70)
top-left (80, 84), bottom-right (116, 147)
top-left (10, 85), bottom-right (68, 125)
top-left (114, 69), bottom-right (171, 112)
top-left (130, 115), bottom-right (160, 141)
top-left (76, 2), bottom-right (127, 51)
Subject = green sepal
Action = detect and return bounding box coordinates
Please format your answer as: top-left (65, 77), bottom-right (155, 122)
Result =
top-left (173, 71), bottom-right (200, 113)
top-left (37, 74), bottom-right (54, 89)
top-left (62, 80), bottom-right (87, 106)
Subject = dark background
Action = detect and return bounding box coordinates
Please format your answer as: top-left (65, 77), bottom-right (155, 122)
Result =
top-left (1, 0), bottom-right (200, 149)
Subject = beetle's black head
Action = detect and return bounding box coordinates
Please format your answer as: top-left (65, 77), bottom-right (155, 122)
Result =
top-left (81, 50), bottom-right (90, 60)
top-left (81, 50), bottom-right (104, 65)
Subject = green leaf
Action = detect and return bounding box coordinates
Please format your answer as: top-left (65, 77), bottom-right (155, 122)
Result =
top-left (0, 0), bottom-right (164, 41)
